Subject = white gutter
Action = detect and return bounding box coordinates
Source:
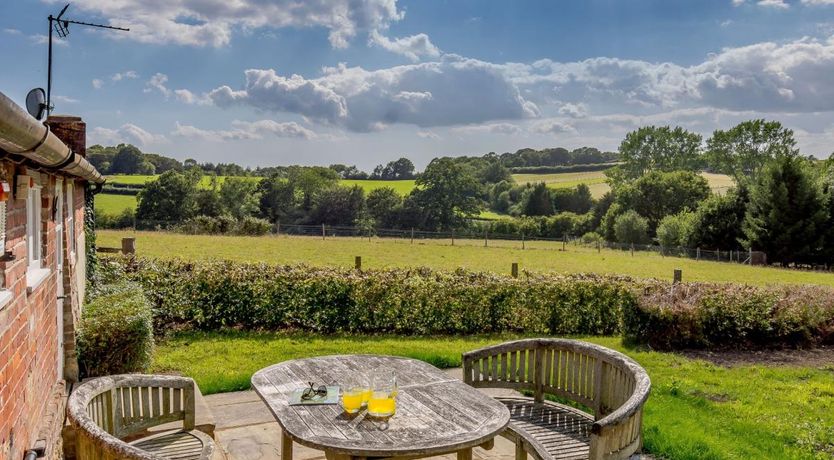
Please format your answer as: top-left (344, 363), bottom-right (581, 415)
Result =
top-left (0, 90), bottom-right (104, 184)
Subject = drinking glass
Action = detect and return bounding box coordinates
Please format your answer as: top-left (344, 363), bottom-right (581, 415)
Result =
top-left (340, 378), bottom-right (364, 414)
top-left (367, 371), bottom-right (397, 417)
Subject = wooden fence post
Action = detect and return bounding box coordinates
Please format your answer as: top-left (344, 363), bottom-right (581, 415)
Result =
top-left (562, 234), bottom-right (567, 251)
top-left (484, 228), bottom-right (488, 247)
top-left (696, 247), bottom-right (700, 260)
top-left (322, 223), bottom-right (326, 240)
top-left (630, 243), bottom-right (634, 257)
top-left (511, 263), bottom-right (519, 278)
top-left (276, 222), bottom-right (281, 236)
top-left (597, 241), bottom-right (601, 253)
top-left (355, 256), bottom-right (362, 270)
top-left (410, 227), bottom-right (414, 244)
top-left (673, 269), bottom-right (682, 284)
top-left (749, 248), bottom-right (752, 265)
top-left (121, 237), bottom-right (136, 255)
top-left (451, 228), bottom-right (455, 246)
top-left (521, 233), bottom-right (525, 250)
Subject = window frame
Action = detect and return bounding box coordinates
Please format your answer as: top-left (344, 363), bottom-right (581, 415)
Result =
top-left (26, 183), bottom-right (42, 270)
top-left (66, 180), bottom-right (75, 259)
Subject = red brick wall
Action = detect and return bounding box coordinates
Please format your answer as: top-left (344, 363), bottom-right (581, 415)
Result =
top-left (0, 167), bottom-right (85, 460)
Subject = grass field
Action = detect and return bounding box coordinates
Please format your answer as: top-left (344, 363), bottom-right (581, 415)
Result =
top-left (95, 194), bottom-right (137, 214)
top-left (98, 230), bottom-right (834, 286)
top-left (512, 171), bottom-right (735, 198)
top-left (153, 331), bottom-right (834, 459)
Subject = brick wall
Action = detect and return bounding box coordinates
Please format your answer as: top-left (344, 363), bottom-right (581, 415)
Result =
top-left (0, 121), bottom-right (90, 459)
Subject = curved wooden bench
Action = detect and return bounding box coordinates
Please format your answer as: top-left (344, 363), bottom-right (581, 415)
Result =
top-left (463, 339), bottom-right (650, 460)
top-left (68, 374), bottom-right (224, 460)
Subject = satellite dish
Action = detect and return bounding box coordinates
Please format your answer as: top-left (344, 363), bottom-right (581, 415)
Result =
top-left (26, 88), bottom-right (47, 120)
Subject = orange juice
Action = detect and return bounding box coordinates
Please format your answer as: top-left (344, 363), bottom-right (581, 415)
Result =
top-left (342, 390), bottom-right (363, 414)
top-left (361, 388), bottom-right (372, 405)
top-left (367, 392), bottom-right (396, 417)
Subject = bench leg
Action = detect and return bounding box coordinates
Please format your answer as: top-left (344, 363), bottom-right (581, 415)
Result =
top-left (514, 440), bottom-right (526, 460)
top-left (457, 447), bottom-right (473, 460)
top-left (282, 430), bottom-right (293, 460)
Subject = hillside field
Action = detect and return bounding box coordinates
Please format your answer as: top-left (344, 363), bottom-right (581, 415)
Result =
top-left (98, 230), bottom-right (834, 287)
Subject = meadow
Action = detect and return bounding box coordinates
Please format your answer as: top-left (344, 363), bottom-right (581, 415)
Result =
top-left (153, 331), bottom-right (834, 459)
top-left (513, 171), bottom-right (734, 198)
top-left (97, 230), bottom-right (834, 287)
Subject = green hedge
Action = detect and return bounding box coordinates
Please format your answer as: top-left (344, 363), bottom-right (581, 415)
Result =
top-left (122, 257), bottom-right (634, 336)
top-left (508, 163), bottom-right (618, 174)
top-left (77, 281), bottom-right (155, 378)
top-left (623, 283), bottom-right (834, 349)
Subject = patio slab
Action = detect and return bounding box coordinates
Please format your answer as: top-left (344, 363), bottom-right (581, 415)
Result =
top-left (205, 368), bottom-right (650, 460)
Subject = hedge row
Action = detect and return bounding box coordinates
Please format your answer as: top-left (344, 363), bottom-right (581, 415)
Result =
top-left (623, 283), bottom-right (834, 349)
top-left (77, 281), bottom-right (154, 378)
top-left (106, 257), bottom-right (834, 350)
top-left (116, 257), bottom-right (634, 336)
top-left (508, 163), bottom-right (618, 174)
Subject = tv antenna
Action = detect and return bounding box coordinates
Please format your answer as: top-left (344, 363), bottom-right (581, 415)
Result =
top-left (45, 3), bottom-right (129, 116)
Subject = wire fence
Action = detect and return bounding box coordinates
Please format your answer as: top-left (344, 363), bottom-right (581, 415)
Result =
top-left (112, 219), bottom-right (764, 266)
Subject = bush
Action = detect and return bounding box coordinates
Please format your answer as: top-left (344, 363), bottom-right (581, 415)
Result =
top-left (236, 216), bottom-right (272, 236)
top-left (177, 215), bottom-right (271, 236)
top-left (96, 208), bottom-right (135, 229)
top-left (614, 210), bottom-right (649, 244)
top-left (77, 282), bottom-right (154, 378)
top-left (120, 257), bottom-right (635, 336)
top-left (580, 232), bottom-right (603, 245)
top-left (656, 210), bottom-right (695, 248)
top-left (623, 283), bottom-right (834, 349)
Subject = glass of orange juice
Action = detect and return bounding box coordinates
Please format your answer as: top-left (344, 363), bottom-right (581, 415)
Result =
top-left (359, 374), bottom-right (372, 408)
top-left (367, 371), bottom-right (397, 418)
top-left (341, 379), bottom-right (364, 414)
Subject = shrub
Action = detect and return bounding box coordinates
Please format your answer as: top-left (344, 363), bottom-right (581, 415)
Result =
top-left (623, 283), bottom-right (834, 349)
top-left (177, 215), bottom-right (271, 236)
top-left (656, 210), bottom-right (695, 248)
top-left (77, 282), bottom-right (154, 378)
top-left (120, 257), bottom-right (635, 336)
top-left (581, 232), bottom-right (603, 245)
top-left (235, 216), bottom-right (272, 236)
top-left (614, 210), bottom-right (649, 244)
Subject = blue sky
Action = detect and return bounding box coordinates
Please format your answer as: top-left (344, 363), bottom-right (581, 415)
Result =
top-left (1, 0), bottom-right (834, 170)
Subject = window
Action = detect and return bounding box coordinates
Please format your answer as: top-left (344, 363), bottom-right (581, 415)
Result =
top-left (66, 181), bottom-right (75, 258)
top-left (26, 179), bottom-right (49, 291)
top-left (27, 183), bottom-right (42, 269)
top-left (0, 200), bottom-right (6, 254)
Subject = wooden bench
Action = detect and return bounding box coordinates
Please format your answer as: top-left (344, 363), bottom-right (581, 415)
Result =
top-left (463, 339), bottom-right (650, 460)
top-left (67, 374), bottom-right (224, 460)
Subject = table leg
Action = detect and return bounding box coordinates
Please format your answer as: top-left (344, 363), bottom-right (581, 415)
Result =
top-left (282, 430), bottom-right (293, 460)
top-left (457, 447), bottom-right (473, 460)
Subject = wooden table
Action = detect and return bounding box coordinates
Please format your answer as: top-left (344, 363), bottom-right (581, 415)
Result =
top-left (251, 355), bottom-right (511, 460)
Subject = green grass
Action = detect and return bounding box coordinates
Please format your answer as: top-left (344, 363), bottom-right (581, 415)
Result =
top-left (342, 179), bottom-right (416, 195)
top-left (153, 331), bottom-right (834, 459)
top-left (512, 171), bottom-right (735, 199)
top-left (95, 194), bottom-right (137, 214)
top-left (98, 230), bottom-right (834, 287)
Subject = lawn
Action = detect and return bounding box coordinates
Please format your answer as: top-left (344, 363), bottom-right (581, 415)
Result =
top-left (512, 171), bottom-right (735, 198)
top-left (95, 193), bottom-right (137, 214)
top-left (98, 230), bottom-right (834, 287)
top-left (342, 179), bottom-right (416, 195)
top-left (153, 331), bottom-right (834, 459)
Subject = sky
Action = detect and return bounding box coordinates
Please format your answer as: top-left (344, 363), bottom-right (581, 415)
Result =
top-left (1, 0), bottom-right (834, 170)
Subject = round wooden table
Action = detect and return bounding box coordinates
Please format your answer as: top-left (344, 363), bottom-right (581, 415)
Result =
top-left (251, 355), bottom-right (511, 460)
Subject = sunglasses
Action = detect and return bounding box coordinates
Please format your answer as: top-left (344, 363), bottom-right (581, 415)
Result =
top-left (301, 382), bottom-right (328, 400)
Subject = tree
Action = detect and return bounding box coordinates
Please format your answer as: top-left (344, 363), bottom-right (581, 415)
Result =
top-left (613, 210), bottom-right (650, 244)
top-left (309, 185), bottom-right (366, 226)
top-left (743, 156), bottom-right (827, 265)
top-left (286, 166), bottom-right (339, 211)
top-left (219, 177), bottom-right (261, 219)
top-left (705, 119), bottom-right (798, 183)
top-left (551, 184), bottom-right (593, 214)
top-left (615, 171), bottom-right (710, 234)
top-left (522, 183), bottom-right (554, 216)
top-left (371, 158), bottom-right (416, 180)
top-left (688, 187), bottom-right (748, 250)
top-left (656, 210), bottom-right (695, 248)
top-left (479, 161), bottom-right (512, 183)
top-left (135, 170), bottom-right (200, 226)
top-left (410, 158), bottom-right (481, 230)
top-left (615, 126), bottom-right (703, 181)
top-left (366, 187), bottom-right (403, 229)
top-left (110, 145), bottom-right (148, 174)
top-left (258, 175), bottom-right (300, 223)
top-left (195, 177), bottom-right (222, 217)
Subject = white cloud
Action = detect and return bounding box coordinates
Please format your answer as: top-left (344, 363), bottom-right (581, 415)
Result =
top-left (720, 19), bottom-right (734, 27)
top-left (3, 28), bottom-right (21, 35)
top-left (112, 70), bottom-right (139, 81)
top-left (207, 57), bottom-right (539, 131)
top-left (49, 0), bottom-right (404, 48)
top-left (803, 0), bottom-right (834, 4)
top-left (144, 73), bottom-right (171, 97)
top-left (558, 103), bottom-right (588, 118)
top-left (172, 120), bottom-right (316, 141)
top-left (91, 79), bottom-right (104, 89)
top-left (531, 120), bottom-right (578, 135)
top-left (91, 123), bottom-right (167, 146)
top-left (30, 34), bottom-right (67, 46)
top-left (454, 123), bottom-right (524, 135)
top-left (53, 95), bottom-right (79, 104)
top-left (417, 130), bottom-right (441, 140)
top-left (758, 0), bottom-right (790, 8)
top-left (369, 30), bottom-right (441, 61)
